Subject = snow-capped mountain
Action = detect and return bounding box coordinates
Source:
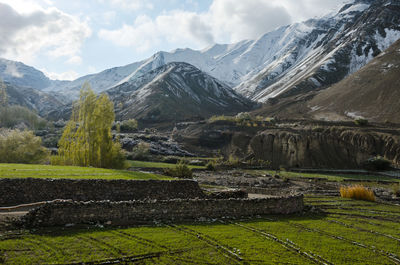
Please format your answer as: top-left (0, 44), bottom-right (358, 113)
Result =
top-left (0, 58), bottom-right (53, 90)
top-left (107, 62), bottom-right (254, 123)
top-left (308, 38), bottom-right (400, 123)
top-left (46, 62), bottom-right (143, 98)
top-left (238, 0), bottom-right (400, 102)
top-left (45, 0), bottom-right (400, 103)
top-left (2, 0), bottom-right (399, 110)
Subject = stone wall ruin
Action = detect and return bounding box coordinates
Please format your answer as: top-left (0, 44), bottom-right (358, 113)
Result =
top-left (22, 195), bottom-right (304, 227)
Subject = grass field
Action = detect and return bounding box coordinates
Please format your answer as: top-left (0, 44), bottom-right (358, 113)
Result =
top-left (127, 160), bottom-right (205, 169)
top-left (251, 169), bottom-right (400, 183)
top-left (0, 164), bottom-right (172, 180)
top-left (1, 196), bottom-right (400, 264)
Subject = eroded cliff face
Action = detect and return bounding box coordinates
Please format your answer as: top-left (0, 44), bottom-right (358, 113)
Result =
top-left (178, 121), bottom-right (400, 169)
top-left (248, 128), bottom-right (400, 169)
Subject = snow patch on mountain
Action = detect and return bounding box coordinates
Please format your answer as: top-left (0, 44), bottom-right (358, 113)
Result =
top-left (4, 62), bottom-right (23, 78)
top-left (341, 3), bottom-right (370, 15)
top-left (375, 29), bottom-right (400, 52)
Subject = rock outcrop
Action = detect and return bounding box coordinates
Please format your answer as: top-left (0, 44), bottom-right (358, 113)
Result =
top-left (178, 121), bottom-right (400, 169)
top-left (249, 127), bottom-right (400, 169)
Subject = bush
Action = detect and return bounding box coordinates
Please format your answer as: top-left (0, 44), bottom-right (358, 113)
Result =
top-left (163, 161), bottom-right (193, 179)
top-left (118, 119), bottom-right (138, 132)
top-left (340, 185), bottom-right (375, 201)
top-left (354, 118), bottom-right (369, 126)
top-left (246, 158), bottom-right (271, 168)
top-left (362, 156), bottom-right (391, 171)
top-left (393, 185), bottom-right (400, 198)
top-left (129, 142), bottom-right (151, 161)
top-left (206, 161), bottom-right (216, 171)
top-left (208, 114), bottom-right (274, 127)
top-left (0, 105), bottom-right (48, 130)
top-left (162, 156), bottom-right (181, 164)
top-left (0, 129), bottom-right (49, 164)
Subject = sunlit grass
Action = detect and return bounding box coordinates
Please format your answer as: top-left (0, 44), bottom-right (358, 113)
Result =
top-left (0, 163), bottom-right (172, 180)
top-left (127, 160), bottom-right (205, 169)
top-left (248, 170), bottom-right (400, 183)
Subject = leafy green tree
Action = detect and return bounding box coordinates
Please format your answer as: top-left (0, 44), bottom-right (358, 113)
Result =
top-left (0, 79), bottom-right (8, 127)
top-left (0, 79), bottom-right (7, 106)
top-left (0, 129), bottom-right (49, 164)
top-left (55, 83), bottom-right (125, 169)
top-left (119, 119), bottom-right (138, 132)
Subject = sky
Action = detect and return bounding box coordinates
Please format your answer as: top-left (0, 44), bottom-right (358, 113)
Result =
top-left (0, 0), bottom-right (349, 80)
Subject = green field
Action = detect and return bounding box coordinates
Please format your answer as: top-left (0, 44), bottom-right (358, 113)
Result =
top-left (1, 196), bottom-right (400, 264)
top-left (251, 170), bottom-right (400, 183)
top-left (0, 164), bottom-right (172, 180)
top-left (127, 160), bottom-right (205, 169)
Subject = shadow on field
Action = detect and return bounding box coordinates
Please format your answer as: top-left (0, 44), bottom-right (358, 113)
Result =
top-left (27, 211), bottom-right (328, 238)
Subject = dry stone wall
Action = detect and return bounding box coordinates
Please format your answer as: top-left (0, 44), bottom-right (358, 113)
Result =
top-left (22, 195), bottom-right (304, 227)
top-left (0, 178), bottom-right (205, 206)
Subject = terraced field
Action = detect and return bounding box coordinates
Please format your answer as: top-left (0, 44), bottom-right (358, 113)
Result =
top-left (251, 170), bottom-right (400, 183)
top-left (1, 196), bottom-right (400, 264)
top-left (127, 160), bottom-right (205, 169)
top-left (0, 164), bottom-right (172, 180)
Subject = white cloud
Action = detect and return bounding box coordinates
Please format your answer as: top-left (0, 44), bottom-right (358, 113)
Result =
top-left (66, 56), bottom-right (83, 65)
top-left (4, 62), bottom-right (23, 78)
top-left (279, 0), bottom-right (348, 21)
top-left (87, 66), bottom-right (97, 74)
top-left (209, 0), bottom-right (291, 42)
top-left (99, 0), bottom-right (348, 52)
top-left (0, 2), bottom-right (91, 63)
top-left (106, 0), bottom-right (153, 11)
top-left (41, 68), bottom-right (80, 81)
top-left (99, 11), bottom-right (213, 52)
top-left (102, 11), bottom-right (116, 25)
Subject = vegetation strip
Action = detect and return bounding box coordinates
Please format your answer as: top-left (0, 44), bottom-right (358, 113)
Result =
top-left (321, 206), bottom-right (400, 216)
top-left (287, 222), bottom-right (400, 264)
top-left (329, 214), bottom-right (400, 231)
top-left (329, 212), bottom-right (400, 223)
top-left (232, 222), bottom-right (333, 265)
top-left (326, 219), bottom-right (400, 243)
top-left (46, 249), bottom-right (188, 265)
top-left (167, 224), bottom-right (245, 264)
top-left (76, 236), bottom-right (125, 256)
top-left (110, 231), bottom-right (169, 250)
top-left (0, 231), bottom-right (25, 241)
top-left (24, 237), bottom-right (68, 261)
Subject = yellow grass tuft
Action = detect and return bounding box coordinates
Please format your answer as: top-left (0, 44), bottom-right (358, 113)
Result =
top-left (340, 185), bottom-right (375, 201)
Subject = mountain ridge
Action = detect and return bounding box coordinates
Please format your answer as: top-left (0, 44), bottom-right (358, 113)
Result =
top-left (0, 0), bottom-right (399, 123)
top-left (107, 62), bottom-right (255, 123)
top-left (42, 0), bottom-right (400, 103)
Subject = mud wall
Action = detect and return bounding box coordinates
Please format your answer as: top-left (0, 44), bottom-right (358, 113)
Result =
top-left (0, 178), bottom-right (205, 206)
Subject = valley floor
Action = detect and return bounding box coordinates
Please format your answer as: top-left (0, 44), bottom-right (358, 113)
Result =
top-left (1, 162), bottom-right (400, 264)
top-left (1, 195), bottom-right (400, 264)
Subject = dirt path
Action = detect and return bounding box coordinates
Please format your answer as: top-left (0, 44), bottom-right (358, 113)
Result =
top-left (247, 194), bottom-right (273, 199)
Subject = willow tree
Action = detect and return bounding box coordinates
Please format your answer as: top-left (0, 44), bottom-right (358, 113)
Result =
top-left (0, 79), bottom-right (8, 127)
top-left (55, 83), bottom-right (125, 169)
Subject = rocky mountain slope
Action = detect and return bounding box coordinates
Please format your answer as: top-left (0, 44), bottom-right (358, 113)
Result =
top-left (253, 37), bottom-right (400, 123)
top-left (107, 62), bottom-right (254, 123)
top-left (309, 39), bottom-right (400, 123)
top-left (237, 0), bottom-right (400, 101)
top-left (3, 82), bottom-right (64, 116)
